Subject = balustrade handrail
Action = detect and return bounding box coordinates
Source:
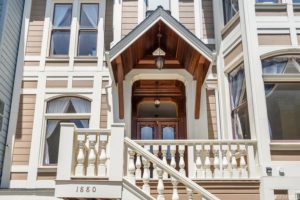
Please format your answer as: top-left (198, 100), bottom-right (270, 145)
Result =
top-left (75, 128), bottom-right (111, 135)
top-left (125, 137), bottom-right (220, 200)
top-left (133, 139), bottom-right (257, 145)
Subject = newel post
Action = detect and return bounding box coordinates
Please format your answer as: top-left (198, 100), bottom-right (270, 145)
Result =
top-left (56, 123), bottom-right (76, 180)
top-left (109, 123), bottom-right (125, 181)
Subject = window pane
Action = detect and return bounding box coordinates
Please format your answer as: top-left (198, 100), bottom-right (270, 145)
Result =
top-left (265, 83), bottom-right (300, 140)
top-left (147, 0), bottom-right (170, 10)
top-left (47, 97), bottom-right (91, 113)
top-left (53, 4), bottom-right (72, 27)
top-left (294, 0), bottom-right (300, 3)
top-left (78, 31), bottom-right (97, 56)
top-left (223, 0), bottom-right (239, 24)
top-left (44, 119), bottom-right (89, 165)
top-left (256, 0), bottom-right (279, 3)
top-left (50, 31), bottom-right (70, 55)
top-left (80, 4), bottom-right (99, 28)
top-left (141, 126), bottom-right (154, 139)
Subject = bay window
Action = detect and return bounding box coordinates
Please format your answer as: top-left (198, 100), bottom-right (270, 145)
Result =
top-left (262, 57), bottom-right (300, 140)
top-left (78, 4), bottom-right (99, 56)
top-left (50, 4), bottom-right (72, 56)
top-left (229, 64), bottom-right (251, 139)
top-left (44, 97), bottom-right (91, 165)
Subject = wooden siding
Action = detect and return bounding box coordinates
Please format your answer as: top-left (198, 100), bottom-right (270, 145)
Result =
top-left (10, 172), bottom-right (27, 180)
top-left (206, 90), bottom-right (217, 139)
top-left (258, 34), bottom-right (291, 46)
top-left (100, 80), bottom-right (109, 129)
top-left (121, 0), bottom-right (138, 37)
top-left (72, 80), bottom-right (94, 88)
top-left (37, 171), bottom-right (56, 180)
top-left (105, 0), bottom-right (114, 50)
top-left (25, 0), bottom-right (46, 55)
top-left (179, 0), bottom-right (195, 34)
top-left (297, 34), bottom-right (300, 44)
top-left (12, 94), bottom-right (36, 165)
top-left (222, 17), bottom-right (240, 39)
top-left (46, 80), bottom-right (68, 88)
top-left (224, 42), bottom-right (243, 66)
top-left (0, 0), bottom-right (24, 179)
top-left (271, 150), bottom-right (300, 161)
top-left (202, 0), bottom-right (215, 38)
top-left (22, 80), bottom-right (38, 88)
top-left (274, 190), bottom-right (288, 200)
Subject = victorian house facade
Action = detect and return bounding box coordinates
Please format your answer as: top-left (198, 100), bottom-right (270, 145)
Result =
top-left (0, 0), bottom-right (300, 199)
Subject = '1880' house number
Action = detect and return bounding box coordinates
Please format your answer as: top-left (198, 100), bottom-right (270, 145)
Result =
top-left (76, 186), bottom-right (97, 193)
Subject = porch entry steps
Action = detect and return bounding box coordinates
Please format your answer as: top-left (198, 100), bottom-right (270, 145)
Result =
top-left (124, 138), bottom-right (220, 200)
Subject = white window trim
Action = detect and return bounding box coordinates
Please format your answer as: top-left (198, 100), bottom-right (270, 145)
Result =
top-left (39, 98), bottom-right (91, 168)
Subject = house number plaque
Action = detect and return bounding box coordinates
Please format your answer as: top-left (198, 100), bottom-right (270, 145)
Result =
top-left (75, 186), bottom-right (97, 193)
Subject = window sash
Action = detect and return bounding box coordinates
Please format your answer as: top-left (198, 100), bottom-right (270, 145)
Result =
top-left (79, 3), bottom-right (99, 29)
top-left (77, 30), bottom-right (98, 56)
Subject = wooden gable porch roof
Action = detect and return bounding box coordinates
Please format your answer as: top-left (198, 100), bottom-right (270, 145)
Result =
top-left (106, 7), bottom-right (213, 119)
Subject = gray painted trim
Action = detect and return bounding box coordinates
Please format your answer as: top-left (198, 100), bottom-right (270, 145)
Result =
top-left (109, 7), bottom-right (213, 62)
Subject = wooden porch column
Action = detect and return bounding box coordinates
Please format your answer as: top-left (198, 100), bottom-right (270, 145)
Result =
top-left (194, 56), bottom-right (205, 119)
top-left (116, 56), bottom-right (124, 119)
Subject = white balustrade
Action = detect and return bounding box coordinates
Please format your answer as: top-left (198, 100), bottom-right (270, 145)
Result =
top-left (73, 130), bottom-right (110, 178)
top-left (133, 140), bottom-right (258, 180)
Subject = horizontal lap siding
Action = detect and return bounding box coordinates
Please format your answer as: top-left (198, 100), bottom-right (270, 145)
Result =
top-left (202, 0), bottom-right (214, 39)
top-left (100, 80), bottom-right (109, 129)
top-left (206, 90), bottom-right (218, 139)
top-left (105, 0), bottom-right (113, 50)
top-left (179, 0), bottom-right (195, 34)
top-left (25, 0), bottom-right (46, 56)
top-left (121, 0), bottom-right (138, 38)
top-left (0, 0), bottom-right (24, 179)
top-left (12, 94), bottom-right (36, 166)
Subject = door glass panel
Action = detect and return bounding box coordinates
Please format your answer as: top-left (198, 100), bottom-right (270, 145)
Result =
top-left (141, 126), bottom-right (154, 139)
top-left (163, 126), bottom-right (174, 159)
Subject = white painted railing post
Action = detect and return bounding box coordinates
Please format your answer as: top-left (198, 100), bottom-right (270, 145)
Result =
top-left (239, 144), bottom-right (248, 178)
top-left (109, 123), bottom-right (125, 181)
top-left (142, 156), bottom-right (151, 195)
top-left (222, 145), bottom-right (230, 178)
top-left (157, 167), bottom-right (165, 200)
top-left (195, 144), bottom-right (204, 179)
top-left (98, 134), bottom-right (108, 177)
top-left (56, 123), bottom-right (75, 180)
top-left (247, 144), bottom-right (256, 178)
top-left (171, 176), bottom-right (179, 200)
top-left (231, 144), bottom-right (239, 178)
top-left (75, 133), bottom-right (86, 176)
top-left (204, 145), bottom-right (212, 179)
top-left (153, 145), bottom-right (159, 179)
top-left (87, 133), bottom-right (97, 176)
top-left (213, 145), bottom-right (221, 178)
top-left (135, 153), bottom-right (142, 179)
top-left (161, 145), bottom-right (168, 179)
top-left (179, 145), bottom-right (186, 176)
top-left (128, 148), bottom-right (136, 184)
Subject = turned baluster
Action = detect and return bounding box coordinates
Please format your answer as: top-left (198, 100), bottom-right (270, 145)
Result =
top-left (86, 134), bottom-right (97, 176)
top-left (142, 156), bottom-right (151, 195)
top-left (98, 134), bottom-right (108, 177)
top-left (213, 145), bottom-right (221, 178)
top-left (222, 145), bottom-right (230, 178)
top-left (128, 148), bottom-right (136, 184)
top-left (178, 145), bottom-right (186, 176)
top-left (135, 153), bottom-right (142, 179)
top-left (157, 167), bottom-right (165, 200)
top-left (152, 145), bottom-right (159, 179)
top-left (231, 144), bottom-right (239, 178)
top-left (204, 144), bottom-right (212, 178)
top-left (187, 188), bottom-right (193, 200)
top-left (75, 133), bottom-right (86, 176)
top-left (161, 145), bottom-right (168, 179)
top-left (195, 145), bottom-right (204, 179)
top-left (171, 176), bottom-right (179, 200)
top-left (170, 145), bottom-right (177, 169)
top-left (239, 144), bottom-right (248, 178)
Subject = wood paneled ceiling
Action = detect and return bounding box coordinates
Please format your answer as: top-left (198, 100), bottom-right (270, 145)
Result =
top-left (110, 20), bottom-right (211, 120)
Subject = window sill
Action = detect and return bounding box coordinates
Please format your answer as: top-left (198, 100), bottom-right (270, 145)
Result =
top-left (74, 56), bottom-right (98, 61)
top-left (38, 166), bottom-right (57, 172)
top-left (255, 3), bottom-right (287, 10)
top-left (270, 141), bottom-right (300, 150)
top-left (46, 57), bottom-right (70, 63)
top-left (263, 74), bottom-right (300, 82)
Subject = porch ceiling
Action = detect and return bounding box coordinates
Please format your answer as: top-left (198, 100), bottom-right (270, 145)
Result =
top-left (106, 7), bottom-right (213, 120)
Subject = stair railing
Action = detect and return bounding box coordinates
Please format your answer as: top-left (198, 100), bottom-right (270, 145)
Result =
top-left (124, 137), bottom-right (220, 200)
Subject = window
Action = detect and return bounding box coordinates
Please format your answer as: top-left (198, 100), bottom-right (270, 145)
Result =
top-left (223, 0), bottom-right (239, 24)
top-left (262, 57), bottom-right (300, 140)
top-left (44, 97), bottom-right (91, 165)
top-left (229, 65), bottom-right (251, 139)
top-left (146, 0), bottom-right (170, 16)
top-left (293, 0), bottom-right (300, 3)
top-left (256, 0), bottom-right (281, 3)
top-left (0, 100), bottom-right (4, 131)
top-left (50, 4), bottom-right (72, 56)
top-left (78, 4), bottom-right (99, 56)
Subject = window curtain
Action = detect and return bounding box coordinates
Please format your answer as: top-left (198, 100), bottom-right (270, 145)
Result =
top-left (81, 4), bottom-right (98, 28)
top-left (230, 68), bottom-right (245, 139)
top-left (47, 97), bottom-right (70, 113)
top-left (262, 58), bottom-right (288, 97)
top-left (71, 97), bottom-right (91, 113)
top-left (44, 120), bottom-right (59, 164)
top-left (54, 5), bottom-right (72, 27)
